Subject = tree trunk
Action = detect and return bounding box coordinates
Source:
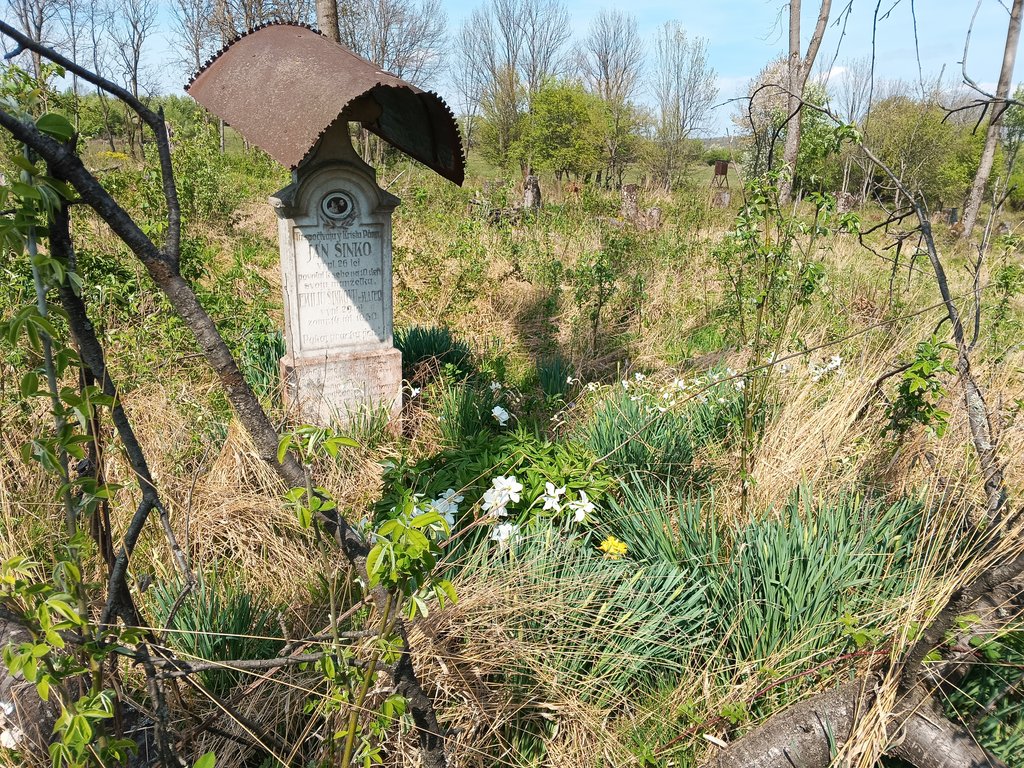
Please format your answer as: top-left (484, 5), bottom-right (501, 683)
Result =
top-left (779, 0), bottom-right (832, 203)
top-left (961, 0), bottom-right (1023, 239)
top-left (706, 680), bottom-right (1007, 768)
top-left (316, 0), bottom-right (340, 43)
top-left (779, 0), bottom-right (802, 203)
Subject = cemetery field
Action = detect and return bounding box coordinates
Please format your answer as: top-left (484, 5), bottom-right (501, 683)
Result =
top-left (2, 113), bottom-right (1024, 768)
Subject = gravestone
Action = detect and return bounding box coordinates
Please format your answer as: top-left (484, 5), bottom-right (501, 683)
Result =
top-left (523, 175), bottom-right (542, 209)
top-left (710, 188), bottom-right (731, 208)
top-left (644, 207), bottom-right (663, 230)
top-left (621, 183), bottom-right (639, 223)
top-left (270, 125), bottom-right (402, 424)
top-left (835, 191), bottom-right (858, 213)
top-left (185, 23), bottom-right (465, 427)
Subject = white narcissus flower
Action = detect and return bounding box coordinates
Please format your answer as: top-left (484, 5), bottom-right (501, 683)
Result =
top-left (567, 491), bottom-right (595, 523)
top-left (492, 475), bottom-right (523, 501)
top-left (489, 522), bottom-right (520, 549)
top-left (481, 488), bottom-right (508, 518)
top-left (491, 405), bottom-right (510, 426)
top-left (541, 482), bottom-right (566, 512)
top-left (490, 380), bottom-right (502, 392)
top-left (431, 488), bottom-right (464, 528)
top-left (481, 475), bottom-right (522, 517)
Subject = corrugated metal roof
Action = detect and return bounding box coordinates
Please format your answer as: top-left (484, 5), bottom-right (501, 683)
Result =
top-left (186, 22), bottom-right (464, 185)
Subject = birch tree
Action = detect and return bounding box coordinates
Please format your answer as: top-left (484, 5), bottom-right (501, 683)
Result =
top-left (961, 0), bottom-right (1023, 239)
top-left (5, 0), bottom-right (58, 81)
top-left (779, 0), bottom-right (832, 202)
top-left (651, 21), bottom-right (717, 188)
top-left (578, 9), bottom-right (644, 186)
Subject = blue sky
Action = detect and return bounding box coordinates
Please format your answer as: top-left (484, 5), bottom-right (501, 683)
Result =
top-left (154, 1), bottom-right (1016, 135)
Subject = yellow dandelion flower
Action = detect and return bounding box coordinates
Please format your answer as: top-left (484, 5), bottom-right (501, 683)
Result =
top-left (598, 535), bottom-right (627, 560)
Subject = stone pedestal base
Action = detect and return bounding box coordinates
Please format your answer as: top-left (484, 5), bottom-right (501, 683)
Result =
top-left (282, 345), bottom-right (402, 426)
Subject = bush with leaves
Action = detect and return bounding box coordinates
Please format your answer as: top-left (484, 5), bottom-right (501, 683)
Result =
top-left (884, 334), bottom-right (956, 438)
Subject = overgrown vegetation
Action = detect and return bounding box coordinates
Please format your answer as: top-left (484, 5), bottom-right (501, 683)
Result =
top-left (1, 17), bottom-right (1024, 768)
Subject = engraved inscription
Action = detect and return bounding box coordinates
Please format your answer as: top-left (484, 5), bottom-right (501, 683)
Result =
top-left (293, 225), bottom-right (386, 351)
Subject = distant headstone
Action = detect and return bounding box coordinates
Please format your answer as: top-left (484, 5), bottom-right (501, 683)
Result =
top-left (710, 188), bottom-right (731, 208)
top-left (523, 175), bottom-right (542, 209)
top-left (269, 125), bottom-right (402, 425)
top-left (644, 207), bottom-right (663, 230)
top-left (621, 183), bottom-right (639, 223)
top-left (835, 191), bottom-right (857, 213)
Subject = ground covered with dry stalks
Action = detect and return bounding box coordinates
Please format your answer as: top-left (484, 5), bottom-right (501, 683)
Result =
top-left (2, 100), bottom-right (1024, 768)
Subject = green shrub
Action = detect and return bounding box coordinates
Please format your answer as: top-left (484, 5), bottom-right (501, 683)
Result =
top-left (431, 377), bottom-right (500, 445)
top-left (377, 428), bottom-right (615, 554)
top-left (460, 529), bottom-right (710, 700)
top-left (713, 492), bottom-right (923, 662)
top-left (395, 325), bottom-right (474, 382)
top-left (147, 569), bottom-right (285, 694)
top-left (581, 374), bottom-right (743, 487)
top-left (240, 329), bottom-right (285, 403)
top-left (607, 483), bottom-right (925, 663)
top-left (536, 354), bottom-right (574, 401)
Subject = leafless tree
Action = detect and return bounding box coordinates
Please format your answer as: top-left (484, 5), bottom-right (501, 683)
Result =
top-left (85, 0), bottom-right (116, 150)
top-left (5, 0), bottom-right (59, 80)
top-left (779, 0), bottom-right (832, 202)
top-left (451, 35), bottom-right (484, 148)
top-left (339, 0), bottom-right (447, 84)
top-left (455, 0), bottom-right (569, 168)
top-left (110, 0), bottom-right (157, 153)
top-left (516, 0), bottom-right (569, 99)
top-left (833, 55), bottom-right (873, 125)
top-left (453, 2), bottom-right (509, 139)
top-left (578, 9), bottom-right (643, 105)
top-left (210, 0), bottom-right (313, 43)
top-left (961, 0), bottom-right (1023, 239)
top-left (54, 0), bottom-right (86, 125)
top-left (457, 0), bottom-right (570, 110)
top-left (171, 0), bottom-right (215, 78)
top-left (651, 20), bottom-right (717, 188)
top-left (110, 0), bottom-right (156, 102)
top-left (577, 9), bottom-right (643, 185)
top-left (827, 56), bottom-right (875, 194)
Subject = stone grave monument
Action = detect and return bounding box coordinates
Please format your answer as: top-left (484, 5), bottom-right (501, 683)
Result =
top-left (186, 22), bottom-right (464, 425)
top-left (270, 126), bottom-right (401, 423)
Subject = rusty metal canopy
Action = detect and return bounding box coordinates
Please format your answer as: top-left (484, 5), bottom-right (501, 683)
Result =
top-left (186, 23), bottom-right (464, 185)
